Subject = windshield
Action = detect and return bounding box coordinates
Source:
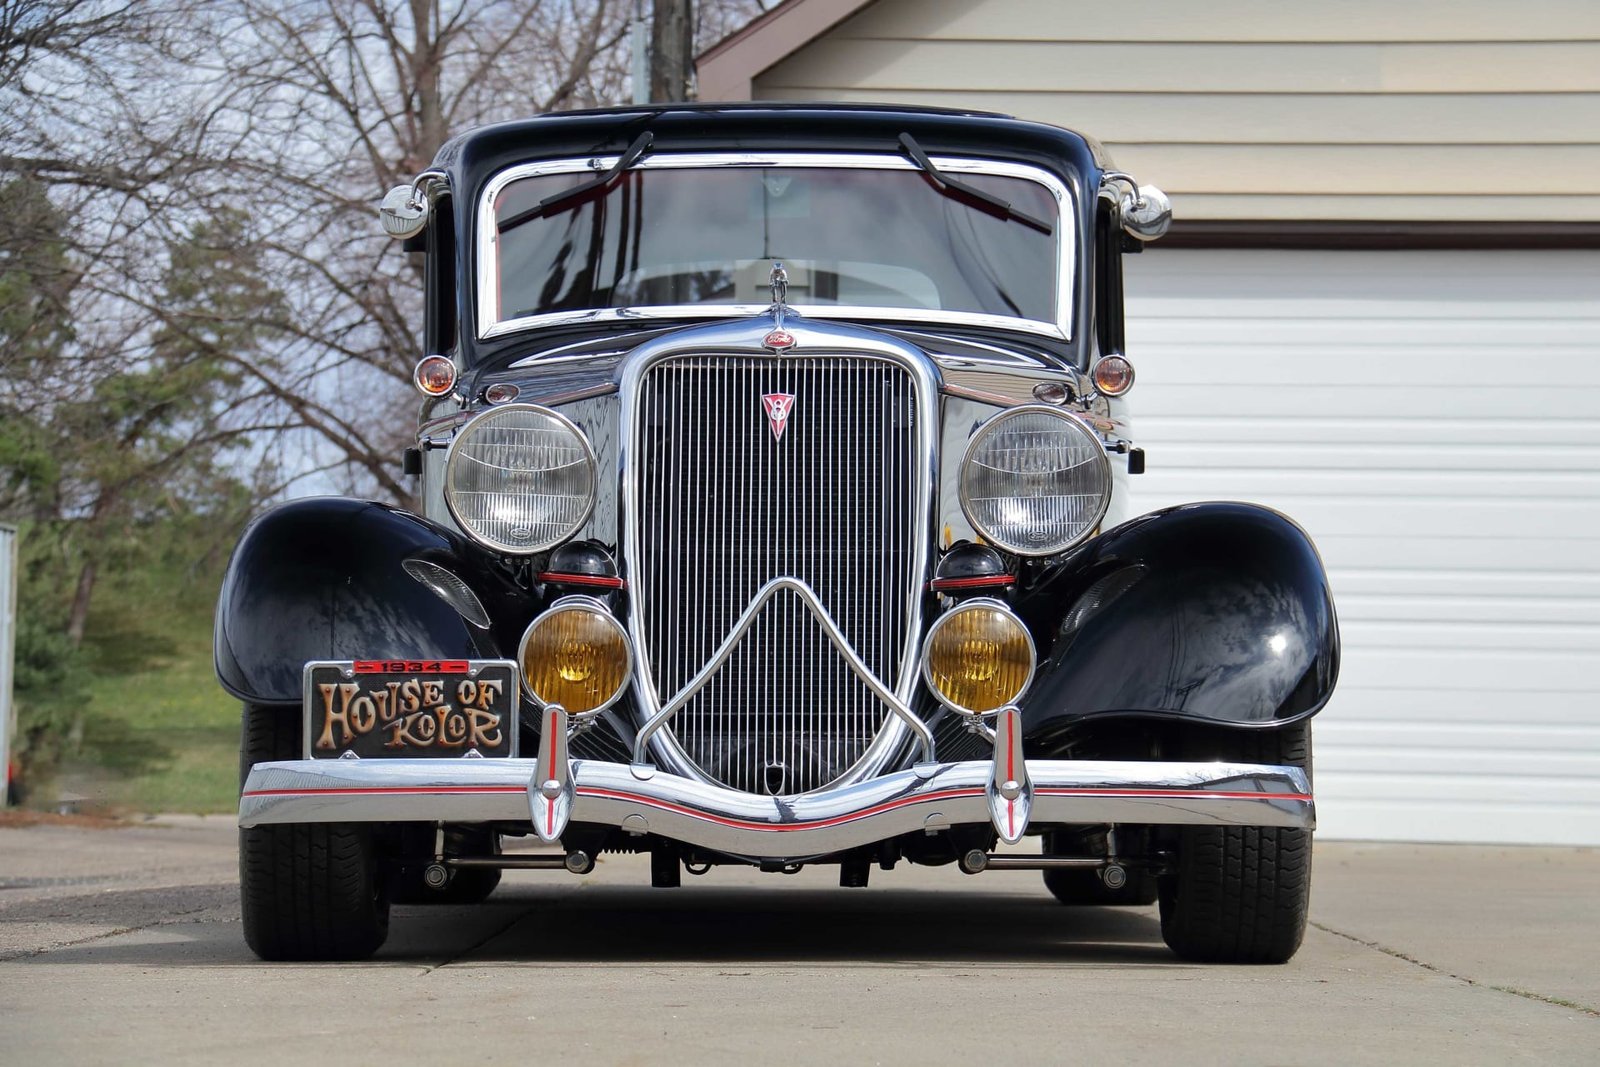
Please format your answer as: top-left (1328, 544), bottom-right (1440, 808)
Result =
top-left (480, 158), bottom-right (1065, 336)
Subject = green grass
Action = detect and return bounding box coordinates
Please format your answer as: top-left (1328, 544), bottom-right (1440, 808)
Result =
top-left (60, 560), bottom-right (238, 814)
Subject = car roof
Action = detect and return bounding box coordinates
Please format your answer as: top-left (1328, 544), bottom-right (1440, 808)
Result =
top-left (432, 102), bottom-right (1108, 198)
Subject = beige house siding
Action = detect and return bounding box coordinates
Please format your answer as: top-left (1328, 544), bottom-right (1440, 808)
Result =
top-left (710, 0), bottom-right (1600, 222)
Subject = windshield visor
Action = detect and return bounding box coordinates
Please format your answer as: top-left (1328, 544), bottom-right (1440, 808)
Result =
top-left (480, 157), bottom-right (1067, 338)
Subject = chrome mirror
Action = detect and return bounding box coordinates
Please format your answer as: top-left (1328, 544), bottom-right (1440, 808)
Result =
top-left (379, 184), bottom-right (429, 239)
top-left (1120, 184), bottom-right (1171, 241)
top-left (1101, 172), bottom-right (1172, 242)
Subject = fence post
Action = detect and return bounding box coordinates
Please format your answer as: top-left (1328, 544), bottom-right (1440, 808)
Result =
top-left (0, 525), bottom-right (16, 806)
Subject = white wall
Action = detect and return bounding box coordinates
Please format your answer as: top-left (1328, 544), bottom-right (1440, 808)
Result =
top-left (742, 0), bottom-right (1600, 222)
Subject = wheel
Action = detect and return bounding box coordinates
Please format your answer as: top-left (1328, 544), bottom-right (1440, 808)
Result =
top-left (1041, 829), bottom-right (1158, 906)
top-left (238, 702), bottom-right (390, 961)
top-left (1158, 722), bottom-right (1312, 964)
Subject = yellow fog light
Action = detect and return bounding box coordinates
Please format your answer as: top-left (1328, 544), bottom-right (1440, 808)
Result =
top-left (921, 600), bottom-right (1036, 715)
top-left (518, 598), bottom-right (632, 714)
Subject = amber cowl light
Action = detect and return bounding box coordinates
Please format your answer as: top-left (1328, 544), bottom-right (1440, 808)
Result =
top-left (519, 604), bottom-right (631, 714)
top-left (922, 602), bottom-right (1035, 714)
top-left (1091, 355), bottom-right (1135, 397)
top-left (413, 354), bottom-right (458, 396)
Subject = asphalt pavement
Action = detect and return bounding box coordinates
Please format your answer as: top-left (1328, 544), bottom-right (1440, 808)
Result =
top-left (0, 814), bottom-right (1595, 1065)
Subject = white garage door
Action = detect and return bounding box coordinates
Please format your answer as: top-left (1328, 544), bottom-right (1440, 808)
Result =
top-left (1124, 248), bottom-right (1600, 846)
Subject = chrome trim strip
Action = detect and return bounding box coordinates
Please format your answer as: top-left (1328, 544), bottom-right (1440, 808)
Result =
top-left (631, 577), bottom-right (936, 766)
top-left (484, 304), bottom-right (1068, 342)
top-left (475, 152), bottom-right (1077, 343)
top-left (417, 409), bottom-right (473, 445)
top-left (507, 348), bottom-right (629, 368)
top-left (240, 757), bottom-right (1316, 858)
top-left (618, 316), bottom-right (941, 791)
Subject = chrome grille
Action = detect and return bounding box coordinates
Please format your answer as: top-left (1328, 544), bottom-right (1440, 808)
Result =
top-left (634, 354), bottom-right (920, 794)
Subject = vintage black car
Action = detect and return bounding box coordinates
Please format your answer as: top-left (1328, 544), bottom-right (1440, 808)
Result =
top-left (220, 103), bottom-right (1337, 963)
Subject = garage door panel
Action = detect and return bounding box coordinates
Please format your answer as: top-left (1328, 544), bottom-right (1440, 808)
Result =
top-left (1127, 347), bottom-right (1600, 386)
top-left (1139, 468), bottom-right (1600, 499)
top-left (1332, 570), bottom-right (1600, 600)
top-left (1314, 773), bottom-right (1595, 805)
top-left (1336, 648), bottom-right (1592, 691)
top-left (1316, 720), bottom-right (1600, 753)
top-left (1342, 620), bottom-right (1600, 652)
top-left (1311, 537), bottom-right (1598, 573)
top-left (1125, 248), bottom-right (1600, 845)
top-left (1131, 318), bottom-right (1594, 346)
top-left (1314, 800), bottom-right (1600, 846)
top-left (1334, 595), bottom-right (1600, 626)
top-left (1141, 443), bottom-right (1600, 473)
top-left (1133, 384), bottom-right (1599, 419)
top-left (1319, 688), bottom-right (1598, 724)
top-left (1317, 748), bottom-right (1600, 782)
top-left (1134, 417), bottom-right (1600, 446)
top-left (1134, 494), bottom-right (1600, 539)
top-left (1126, 248), bottom-right (1600, 298)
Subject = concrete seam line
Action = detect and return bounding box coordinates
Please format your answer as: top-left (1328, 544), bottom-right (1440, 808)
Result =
top-left (1308, 921), bottom-right (1600, 1019)
top-left (417, 907), bottom-right (530, 976)
top-left (0, 906), bottom-right (216, 964)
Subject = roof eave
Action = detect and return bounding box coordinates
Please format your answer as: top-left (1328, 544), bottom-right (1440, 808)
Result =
top-left (696, 0), bottom-right (879, 101)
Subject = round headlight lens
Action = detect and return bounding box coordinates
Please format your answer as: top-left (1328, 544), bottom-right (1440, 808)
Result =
top-left (959, 406), bottom-right (1112, 556)
top-left (922, 600), bottom-right (1035, 714)
top-left (519, 600), bottom-right (632, 714)
top-left (444, 404), bottom-right (596, 554)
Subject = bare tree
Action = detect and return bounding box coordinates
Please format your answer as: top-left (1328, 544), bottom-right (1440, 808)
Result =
top-left (7, 1), bottom-right (770, 517)
top-left (116, 0), bottom-right (646, 502)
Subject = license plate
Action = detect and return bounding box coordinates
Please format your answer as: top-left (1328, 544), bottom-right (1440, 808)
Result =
top-left (302, 660), bottom-right (519, 759)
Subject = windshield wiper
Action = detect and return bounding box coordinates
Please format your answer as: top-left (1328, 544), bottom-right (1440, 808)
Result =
top-left (498, 131), bottom-right (654, 235)
top-left (897, 133), bottom-right (1053, 236)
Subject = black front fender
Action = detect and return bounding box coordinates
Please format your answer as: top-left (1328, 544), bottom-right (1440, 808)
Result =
top-left (1016, 502), bottom-right (1339, 744)
top-left (214, 497), bottom-right (534, 704)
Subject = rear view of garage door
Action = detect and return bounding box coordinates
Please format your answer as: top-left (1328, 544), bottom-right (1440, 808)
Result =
top-left (1124, 248), bottom-right (1600, 845)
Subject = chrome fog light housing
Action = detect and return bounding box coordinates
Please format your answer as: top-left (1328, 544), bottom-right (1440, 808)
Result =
top-left (959, 405), bottom-right (1111, 556)
top-left (444, 404), bottom-right (597, 554)
top-left (921, 599), bottom-right (1036, 715)
top-left (518, 598), bottom-right (633, 715)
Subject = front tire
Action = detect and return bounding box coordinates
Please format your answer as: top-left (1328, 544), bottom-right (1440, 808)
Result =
top-left (238, 703), bottom-right (390, 961)
top-left (1158, 723), bottom-right (1312, 964)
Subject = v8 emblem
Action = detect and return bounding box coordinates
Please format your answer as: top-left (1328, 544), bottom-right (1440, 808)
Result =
top-left (761, 393), bottom-right (796, 442)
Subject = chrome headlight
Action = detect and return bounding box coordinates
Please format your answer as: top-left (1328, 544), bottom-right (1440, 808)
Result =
top-left (444, 404), bottom-right (597, 554)
top-left (959, 406), bottom-right (1111, 556)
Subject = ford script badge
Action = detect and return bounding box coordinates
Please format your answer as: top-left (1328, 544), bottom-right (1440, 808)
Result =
top-left (761, 392), bottom-right (796, 442)
top-left (762, 328), bottom-right (796, 351)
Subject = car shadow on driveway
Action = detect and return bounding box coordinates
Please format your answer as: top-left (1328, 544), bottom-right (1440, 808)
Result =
top-left (3, 881), bottom-right (1181, 969)
top-left (459, 884), bottom-right (1177, 966)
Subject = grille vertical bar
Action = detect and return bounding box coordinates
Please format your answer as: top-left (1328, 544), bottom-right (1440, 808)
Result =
top-left (635, 355), bottom-right (919, 795)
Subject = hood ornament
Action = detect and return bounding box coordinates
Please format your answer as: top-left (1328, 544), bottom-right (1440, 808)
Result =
top-left (763, 261), bottom-right (796, 351)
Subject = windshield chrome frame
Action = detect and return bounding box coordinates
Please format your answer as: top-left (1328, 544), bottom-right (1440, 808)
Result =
top-left (475, 151), bottom-right (1077, 343)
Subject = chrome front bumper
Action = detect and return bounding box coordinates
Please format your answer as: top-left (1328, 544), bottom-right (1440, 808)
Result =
top-left (239, 754), bottom-right (1313, 860)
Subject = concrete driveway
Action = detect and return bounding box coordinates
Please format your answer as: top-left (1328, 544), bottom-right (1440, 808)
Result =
top-left (0, 815), bottom-right (1594, 1065)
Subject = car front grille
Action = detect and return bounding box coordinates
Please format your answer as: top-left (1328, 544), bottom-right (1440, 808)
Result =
top-left (632, 354), bottom-right (921, 795)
